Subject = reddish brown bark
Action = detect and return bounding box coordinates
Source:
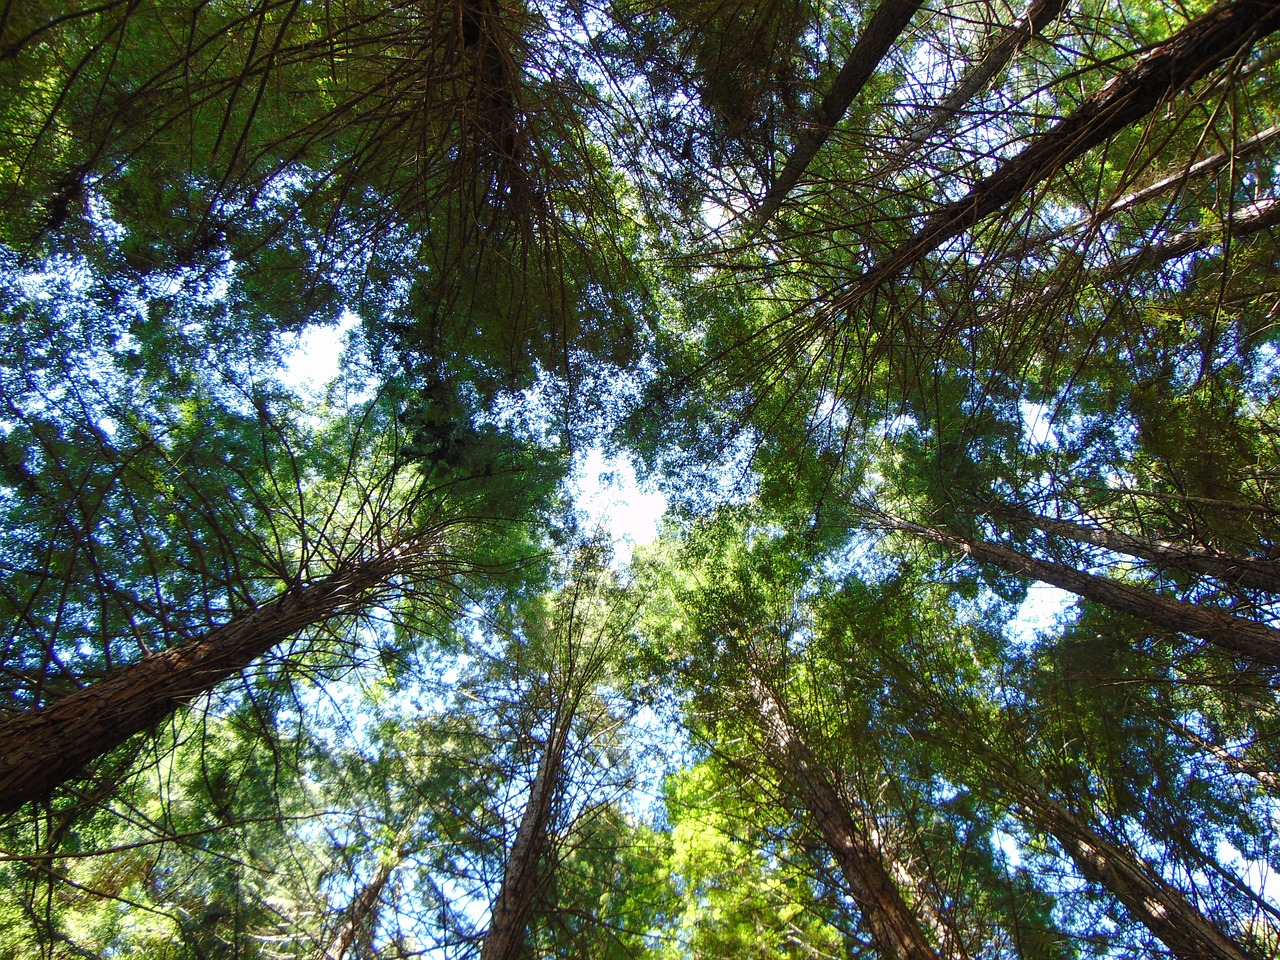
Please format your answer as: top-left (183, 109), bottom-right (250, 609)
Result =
top-left (479, 707), bottom-right (573, 960)
top-left (324, 855), bottom-right (399, 960)
top-left (749, 677), bottom-right (943, 960)
top-left (901, 0), bottom-right (1067, 154)
top-left (994, 503), bottom-right (1280, 594)
top-left (878, 514), bottom-right (1280, 666)
top-left (753, 0), bottom-right (926, 232)
top-left (0, 541), bottom-right (435, 814)
top-left (831, 0), bottom-right (1280, 314)
top-left (1012, 788), bottom-right (1258, 960)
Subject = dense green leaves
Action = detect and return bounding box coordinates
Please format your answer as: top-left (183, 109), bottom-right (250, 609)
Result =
top-left (6, 0), bottom-right (1280, 955)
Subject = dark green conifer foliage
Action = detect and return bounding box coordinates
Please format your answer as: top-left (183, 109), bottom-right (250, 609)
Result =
top-left (6, 0), bottom-right (1280, 955)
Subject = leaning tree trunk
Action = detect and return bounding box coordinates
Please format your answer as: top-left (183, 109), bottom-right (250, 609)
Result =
top-left (324, 831), bottom-right (413, 960)
top-left (1166, 720), bottom-right (1280, 791)
top-left (0, 539), bottom-right (440, 814)
top-left (325, 863), bottom-right (393, 960)
top-left (987, 194), bottom-right (1280, 334)
top-left (991, 501), bottom-right (1280, 594)
top-left (480, 704), bottom-right (575, 960)
top-left (747, 676), bottom-right (944, 960)
top-left (996, 121), bottom-right (1280, 267)
top-left (752, 0), bottom-right (925, 232)
top-left (830, 0), bottom-right (1280, 314)
top-left (897, 0), bottom-right (1067, 158)
top-left (1007, 785), bottom-right (1259, 960)
top-left (876, 513), bottom-right (1280, 667)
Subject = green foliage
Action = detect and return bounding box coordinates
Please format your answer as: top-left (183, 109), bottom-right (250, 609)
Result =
top-left (6, 0), bottom-right (1280, 956)
top-left (659, 761), bottom-right (845, 960)
top-left (0, 709), bottom-right (331, 960)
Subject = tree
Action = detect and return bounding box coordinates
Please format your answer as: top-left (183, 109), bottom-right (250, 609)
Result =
top-left (7, 0), bottom-right (1280, 954)
top-left (0, 534), bottom-right (438, 815)
top-left (866, 509), bottom-right (1280, 667)
top-left (814, 565), bottom-right (1278, 959)
top-left (634, 508), bottom-right (1072, 959)
top-left (480, 546), bottom-right (642, 960)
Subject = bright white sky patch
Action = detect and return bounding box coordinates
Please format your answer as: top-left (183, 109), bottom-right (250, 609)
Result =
top-left (281, 310), bottom-right (359, 391)
top-left (1009, 582), bottom-right (1076, 644)
top-left (280, 319), bottom-right (669, 562)
top-left (1216, 839), bottom-right (1280, 904)
top-left (993, 827), bottom-right (1024, 868)
top-left (570, 446), bottom-right (667, 563)
top-left (1020, 401), bottom-right (1057, 448)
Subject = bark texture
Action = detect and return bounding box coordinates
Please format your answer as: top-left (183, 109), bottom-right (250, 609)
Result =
top-left (879, 514), bottom-right (1280, 666)
top-left (831, 0), bottom-right (1280, 314)
top-left (325, 853), bottom-right (400, 960)
top-left (749, 677), bottom-right (943, 960)
top-left (996, 503), bottom-right (1280, 594)
top-left (479, 709), bottom-right (573, 960)
top-left (0, 541), bottom-right (432, 814)
top-left (900, 0), bottom-right (1066, 155)
top-left (1016, 790), bottom-right (1258, 960)
top-left (753, 0), bottom-right (925, 232)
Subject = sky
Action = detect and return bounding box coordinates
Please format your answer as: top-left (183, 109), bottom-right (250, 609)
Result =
top-left (281, 316), bottom-right (669, 561)
top-left (281, 318), bottom-right (1075, 628)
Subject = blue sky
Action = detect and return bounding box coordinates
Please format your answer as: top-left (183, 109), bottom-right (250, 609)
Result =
top-left (282, 315), bottom-right (668, 561)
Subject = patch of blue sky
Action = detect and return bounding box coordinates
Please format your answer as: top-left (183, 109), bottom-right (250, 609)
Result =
top-left (1245, 343), bottom-right (1280, 409)
top-left (894, 0), bottom-right (1008, 110)
top-left (622, 702), bottom-right (691, 822)
top-left (993, 825), bottom-right (1024, 868)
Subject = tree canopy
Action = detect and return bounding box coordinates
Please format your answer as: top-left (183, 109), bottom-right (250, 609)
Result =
top-left (4, 0), bottom-right (1280, 956)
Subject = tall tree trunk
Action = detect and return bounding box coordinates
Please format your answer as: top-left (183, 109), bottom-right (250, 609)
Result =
top-left (898, 0), bottom-right (1067, 156)
top-left (997, 121), bottom-right (1280, 265)
top-left (1008, 785), bottom-right (1258, 960)
top-left (480, 706), bottom-right (574, 960)
top-left (830, 0), bottom-right (1280, 315)
top-left (0, 539), bottom-right (438, 814)
top-left (325, 863), bottom-right (392, 960)
top-left (752, 0), bottom-right (925, 232)
top-left (935, 188), bottom-right (1280, 350)
top-left (990, 501), bottom-right (1280, 594)
top-left (480, 561), bottom-right (627, 960)
top-left (1122, 196), bottom-right (1280, 271)
top-left (324, 850), bottom-right (403, 960)
top-left (1166, 720), bottom-right (1280, 791)
top-left (876, 513), bottom-right (1280, 666)
top-left (747, 676), bottom-right (944, 960)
